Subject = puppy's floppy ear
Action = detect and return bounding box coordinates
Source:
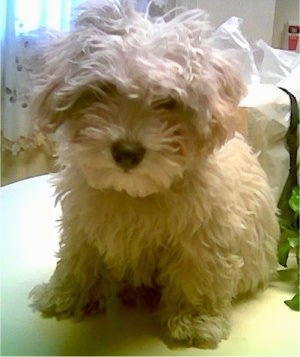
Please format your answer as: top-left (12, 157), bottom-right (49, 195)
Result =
top-left (205, 49), bottom-right (247, 144)
top-left (30, 32), bottom-right (81, 134)
top-left (210, 50), bottom-right (246, 118)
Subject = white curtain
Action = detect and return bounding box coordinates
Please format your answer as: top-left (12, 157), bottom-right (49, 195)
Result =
top-left (1, 0), bottom-right (151, 156)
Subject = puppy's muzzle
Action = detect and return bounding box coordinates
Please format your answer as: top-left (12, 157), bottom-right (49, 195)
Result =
top-left (111, 140), bottom-right (146, 170)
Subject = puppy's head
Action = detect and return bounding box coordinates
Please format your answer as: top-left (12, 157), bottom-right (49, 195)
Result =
top-left (33, 0), bottom-right (246, 197)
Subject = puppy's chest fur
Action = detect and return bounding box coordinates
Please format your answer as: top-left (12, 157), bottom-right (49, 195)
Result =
top-left (61, 181), bottom-right (192, 284)
top-left (96, 195), bottom-right (169, 284)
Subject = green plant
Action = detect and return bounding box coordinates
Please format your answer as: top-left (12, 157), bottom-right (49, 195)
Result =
top-left (278, 185), bottom-right (299, 311)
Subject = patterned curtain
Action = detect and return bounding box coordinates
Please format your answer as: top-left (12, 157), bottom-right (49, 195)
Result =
top-left (1, 0), bottom-right (84, 156)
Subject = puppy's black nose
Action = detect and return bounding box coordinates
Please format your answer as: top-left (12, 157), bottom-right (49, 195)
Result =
top-left (111, 140), bottom-right (146, 170)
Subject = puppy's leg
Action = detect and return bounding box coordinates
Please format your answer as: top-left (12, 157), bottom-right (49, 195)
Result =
top-left (158, 246), bottom-right (243, 348)
top-left (30, 238), bottom-right (112, 320)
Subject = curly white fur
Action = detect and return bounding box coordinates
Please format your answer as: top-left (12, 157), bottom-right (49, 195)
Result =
top-left (30, 0), bottom-right (279, 348)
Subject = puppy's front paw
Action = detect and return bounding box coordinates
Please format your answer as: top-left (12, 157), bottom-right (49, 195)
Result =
top-left (29, 283), bottom-right (106, 320)
top-left (166, 312), bottom-right (230, 348)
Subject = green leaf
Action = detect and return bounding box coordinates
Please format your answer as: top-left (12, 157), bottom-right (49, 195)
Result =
top-left (284, 293), bottom-right (300, 311)
top-left (289, 186), bottom-right (300, 215)
top-left (278, 241), bottom-right (291, 267)
top-left (288, 236), bottom-right (299, 249)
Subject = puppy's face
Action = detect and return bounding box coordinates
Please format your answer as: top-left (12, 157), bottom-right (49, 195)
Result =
top-left (33, 1), bottom-right (246, 197)
top-left (56, 82), bottom-right (204, 197)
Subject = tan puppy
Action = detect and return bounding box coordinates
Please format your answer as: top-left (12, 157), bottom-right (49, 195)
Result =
top-left (30, 0), bottom-right (279, 348)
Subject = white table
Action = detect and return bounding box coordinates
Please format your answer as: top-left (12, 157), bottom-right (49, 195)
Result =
top-left (1, 175), bottom-right (299, 356)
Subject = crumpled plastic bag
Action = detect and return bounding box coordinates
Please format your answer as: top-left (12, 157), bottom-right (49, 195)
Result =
top-left (240, 84), bottom-right (291, 203)
top-left (212, 17), bottom-right (300, 203)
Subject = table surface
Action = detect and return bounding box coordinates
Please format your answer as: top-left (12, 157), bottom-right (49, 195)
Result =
top-left (1, 175), bottom-right (299, 356)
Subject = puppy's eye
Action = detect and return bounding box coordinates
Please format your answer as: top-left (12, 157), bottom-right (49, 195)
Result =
top-left (153, 97), bottom-right (178, 111)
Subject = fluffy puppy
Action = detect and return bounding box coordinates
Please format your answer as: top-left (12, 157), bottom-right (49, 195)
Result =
top-left (30, 0), bottom-right (279, 348)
